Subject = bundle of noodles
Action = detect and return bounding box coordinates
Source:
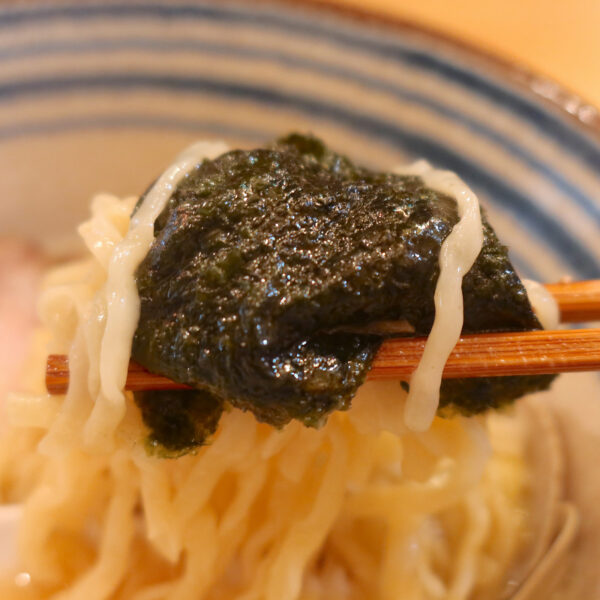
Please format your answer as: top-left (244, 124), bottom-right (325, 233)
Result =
top-left (0, 135), bottom-right (574, 600)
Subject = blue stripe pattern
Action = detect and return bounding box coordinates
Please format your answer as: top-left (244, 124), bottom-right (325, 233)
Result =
top-left (1, 0), bottom-right (599, 170)
top-left (2, 35), bottom-right (598, 223)
top-left (0, 114), bottom-right (265, 143)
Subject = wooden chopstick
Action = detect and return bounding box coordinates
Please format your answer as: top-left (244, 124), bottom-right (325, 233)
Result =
top-left (45, 328), bottom-right (600, 395)
top-left (45, 280), bottom-right (600, 395)
top-left (369, 328), bottom-right (600, 379)
top-left (544, 279), bottom-right (600, 322)
top-left (46, 355), bottom-right (192, 395)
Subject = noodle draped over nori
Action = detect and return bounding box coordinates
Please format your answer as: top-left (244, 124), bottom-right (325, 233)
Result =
top-left (132, 134), bottom-right (554, 453)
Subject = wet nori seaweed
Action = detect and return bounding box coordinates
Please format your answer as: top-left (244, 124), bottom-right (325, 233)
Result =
top-left (132, 134), bottom-right (554, 453)
top-left (135, 389), bottom-right (224, 457)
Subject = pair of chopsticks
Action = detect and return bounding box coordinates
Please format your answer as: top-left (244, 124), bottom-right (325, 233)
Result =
top-left (46, 280), bottom-right (600, 395)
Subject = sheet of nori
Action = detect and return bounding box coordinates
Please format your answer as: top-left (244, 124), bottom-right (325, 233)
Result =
top-left (132, 134), bottom-right (554, 451)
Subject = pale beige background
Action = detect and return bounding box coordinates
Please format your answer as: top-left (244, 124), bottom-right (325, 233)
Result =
top-left (327, 0), bottom-right (600, 108)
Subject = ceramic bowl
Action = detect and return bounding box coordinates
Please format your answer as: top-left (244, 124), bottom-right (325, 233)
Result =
top-left (0, 2), bottom-right (599, 597)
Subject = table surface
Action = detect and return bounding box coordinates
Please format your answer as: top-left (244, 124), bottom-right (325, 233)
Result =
top-left (327, 0), bottom-right (600, 110)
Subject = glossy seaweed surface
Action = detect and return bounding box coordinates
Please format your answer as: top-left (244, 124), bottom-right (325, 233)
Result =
top-left (132, 134), bottom-right (554, 454)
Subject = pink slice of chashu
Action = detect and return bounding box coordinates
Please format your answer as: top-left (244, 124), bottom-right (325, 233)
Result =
top-left (0, 239), bottom-right (43, 402)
